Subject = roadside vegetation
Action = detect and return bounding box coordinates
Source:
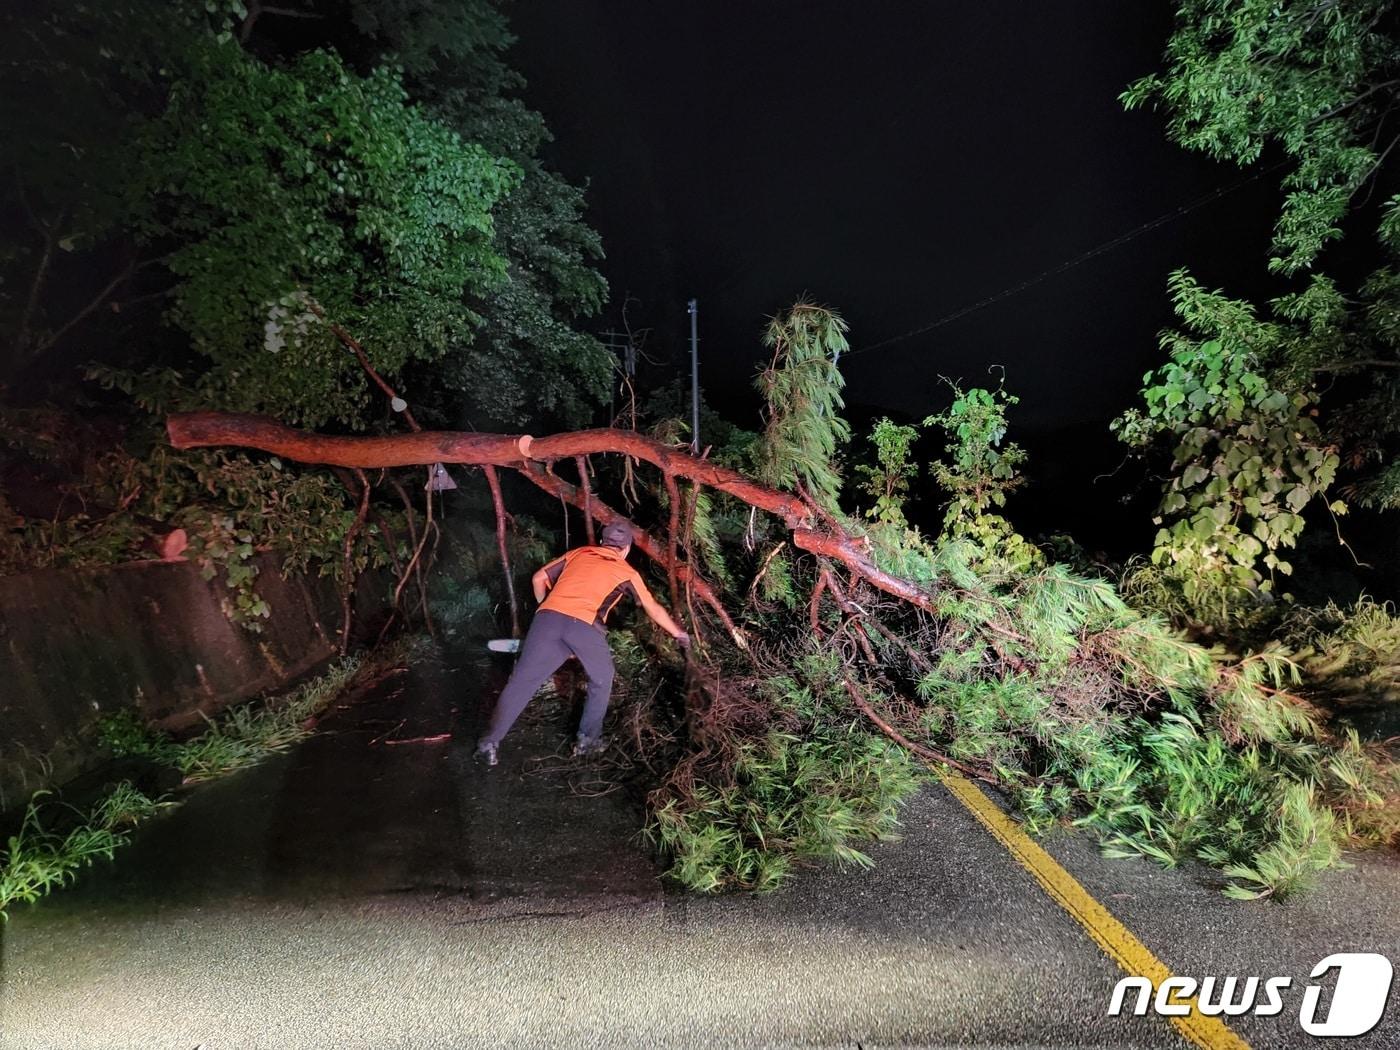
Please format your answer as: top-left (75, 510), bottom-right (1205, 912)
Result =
top-left (96, 654), bottom-right (367, 782)
top-left (0, 783), bottom-right (165, 921)
top-left (625, 0), bottom-right (1400, 896)
top-left (0, 648), bottom-right (416, 919)
top-left (612, 318), bottom-right (1398, 898)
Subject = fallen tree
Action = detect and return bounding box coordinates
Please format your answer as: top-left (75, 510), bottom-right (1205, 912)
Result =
top-left (168, 411), bottom-right (939, 633)
top-left (163, 303), bottom-right (1399, 899)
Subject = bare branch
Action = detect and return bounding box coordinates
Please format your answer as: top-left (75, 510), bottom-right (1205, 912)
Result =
top-left (304, 301), bottom-right (423, 432)
top-left (843, 677), bottom-right (997, 784)
top-left (240, 0), bottom-right (323, 43)
top-left (575, 456), bottom-right (595, 544)
top-left (339, 468), bottom-right (372, 655)
top-left (484, 464), bottom-right (521, 637)
top-left (14, 213), bottom-right (61, 359)
top-left (29, 255), bottom-right (145, 362)
top-left (1311, 77), bottom-right (1400, 124)
top-left (1311, 357), bottom-right (1400, 372)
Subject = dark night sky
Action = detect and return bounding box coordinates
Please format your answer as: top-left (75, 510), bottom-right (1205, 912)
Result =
top-left (508, 3), bottom-right (1280, 419)
top-left (506, 2), bottom-right (1286, 547)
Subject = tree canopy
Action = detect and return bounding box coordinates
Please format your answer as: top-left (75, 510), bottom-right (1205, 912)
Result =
top-left (2, 0), bottom-right (611, 431)
top-left (1123, 0), bottom-right (1400, 275)
top-left (1120, 0), bottom-right (1400, 612)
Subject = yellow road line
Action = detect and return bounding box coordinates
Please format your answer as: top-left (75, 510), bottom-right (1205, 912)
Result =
top-left (941, 771), bottom-right (1251, 1050)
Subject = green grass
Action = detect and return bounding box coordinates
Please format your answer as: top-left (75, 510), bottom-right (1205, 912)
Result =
top-left (1, 647), bottom-right (398, 918)
top-left (0, 782), bottom-right (164, 919)
top-left (99, 654), bottom-right (364, 783)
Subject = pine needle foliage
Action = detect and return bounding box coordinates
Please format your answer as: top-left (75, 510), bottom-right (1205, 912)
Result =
top-left (643, 309), bottom-right (1397, 901)
top-left (1279, 597), bottom-right (1400, 707)
top-left (754, 302), bottom-right (851, 513)
top-left (862, 532), bottom-right (1392, 897)
top-left (645, 657), bottom-right (921, 894)
top-left (686, 485), bottom-right (736, 589)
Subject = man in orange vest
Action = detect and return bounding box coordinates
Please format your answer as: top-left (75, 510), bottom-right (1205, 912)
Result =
top-left (475, 519), bottom-right (689, 766)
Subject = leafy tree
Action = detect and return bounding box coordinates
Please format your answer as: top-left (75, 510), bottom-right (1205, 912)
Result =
top-left (120, 42), bottom-right (517, 429)
top-left (1122, 0), bottom-right (1400, 276)
top-left (1114, 271), bottom-right (1342, 618)
top-left (1269, 267), bottom-right (1400, 511)
top-left (1, 0), bottom-right (614, 641)
top-left (3, 0), bottom-right (612, 432)
top-left (1124, 0), bottom-right (1400, 575)
top-left (328, 0), bottom-right (613, 428)
top-left (856, 418), bottom-right (920, 528)
top-left (924, 381), bottom-right (1041, 570)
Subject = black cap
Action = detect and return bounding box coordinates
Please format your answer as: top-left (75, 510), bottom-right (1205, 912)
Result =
top-left (601, 520), bottom-right (635, 548)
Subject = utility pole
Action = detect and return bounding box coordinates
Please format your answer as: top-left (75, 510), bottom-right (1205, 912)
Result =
top-left (687, 298), bottom-right (699, 453)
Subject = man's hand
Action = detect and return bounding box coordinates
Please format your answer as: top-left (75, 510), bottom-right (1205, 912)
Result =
top-left (675, 631), bottom-right (691, 650)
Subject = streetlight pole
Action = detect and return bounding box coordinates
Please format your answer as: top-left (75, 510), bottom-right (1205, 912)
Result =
top-left (687, 298), bottom-right (699, 453)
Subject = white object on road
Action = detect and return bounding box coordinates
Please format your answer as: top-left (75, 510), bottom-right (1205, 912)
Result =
top-left (487, 639), bottom-right (521, 654)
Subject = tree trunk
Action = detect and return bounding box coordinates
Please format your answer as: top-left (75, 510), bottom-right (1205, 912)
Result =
top-left (168, 414), bottom-right (809, 522)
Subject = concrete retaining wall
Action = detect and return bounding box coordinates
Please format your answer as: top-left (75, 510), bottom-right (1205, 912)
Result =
top-left (0, 554), bottom-right (353, 810)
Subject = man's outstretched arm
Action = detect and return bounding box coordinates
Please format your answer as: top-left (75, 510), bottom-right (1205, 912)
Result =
top-left (637, 588), bottom-right (689, 646)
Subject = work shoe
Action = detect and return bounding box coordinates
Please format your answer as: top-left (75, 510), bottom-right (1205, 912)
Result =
top-left (571, 734), bottom-right (609, 758)
top-left (474, 740), bottom-right (498, 766)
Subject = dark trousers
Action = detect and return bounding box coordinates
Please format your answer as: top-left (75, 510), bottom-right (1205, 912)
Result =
top-left (481, 610), bottom-right (616, 745)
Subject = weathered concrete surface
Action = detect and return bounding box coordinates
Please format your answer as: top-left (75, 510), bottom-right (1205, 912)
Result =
top-left (0, 553), bottom-right (349, 809)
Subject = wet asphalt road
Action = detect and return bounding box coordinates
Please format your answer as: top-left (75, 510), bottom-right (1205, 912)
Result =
top-left (0, 646), bottom-right (1396, 1049)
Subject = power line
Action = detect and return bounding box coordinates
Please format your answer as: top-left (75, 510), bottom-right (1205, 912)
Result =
top-left (843, 161), bottom-right (1288, 360)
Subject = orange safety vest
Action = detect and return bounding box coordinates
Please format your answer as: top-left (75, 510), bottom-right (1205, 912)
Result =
top-left (538, 545), bottom-right (652, 627)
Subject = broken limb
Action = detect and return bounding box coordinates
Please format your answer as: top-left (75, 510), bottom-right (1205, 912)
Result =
top-left (575, 456), bottom-right (595, 544)
top-left (483, 464), bottom-right (521, 637)
top-left (167, 414), bottom-right (810, 524)
top-left (842, 677), bottom-right (997, 785)
top-left (338, 468), bottom-right (372, 655)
